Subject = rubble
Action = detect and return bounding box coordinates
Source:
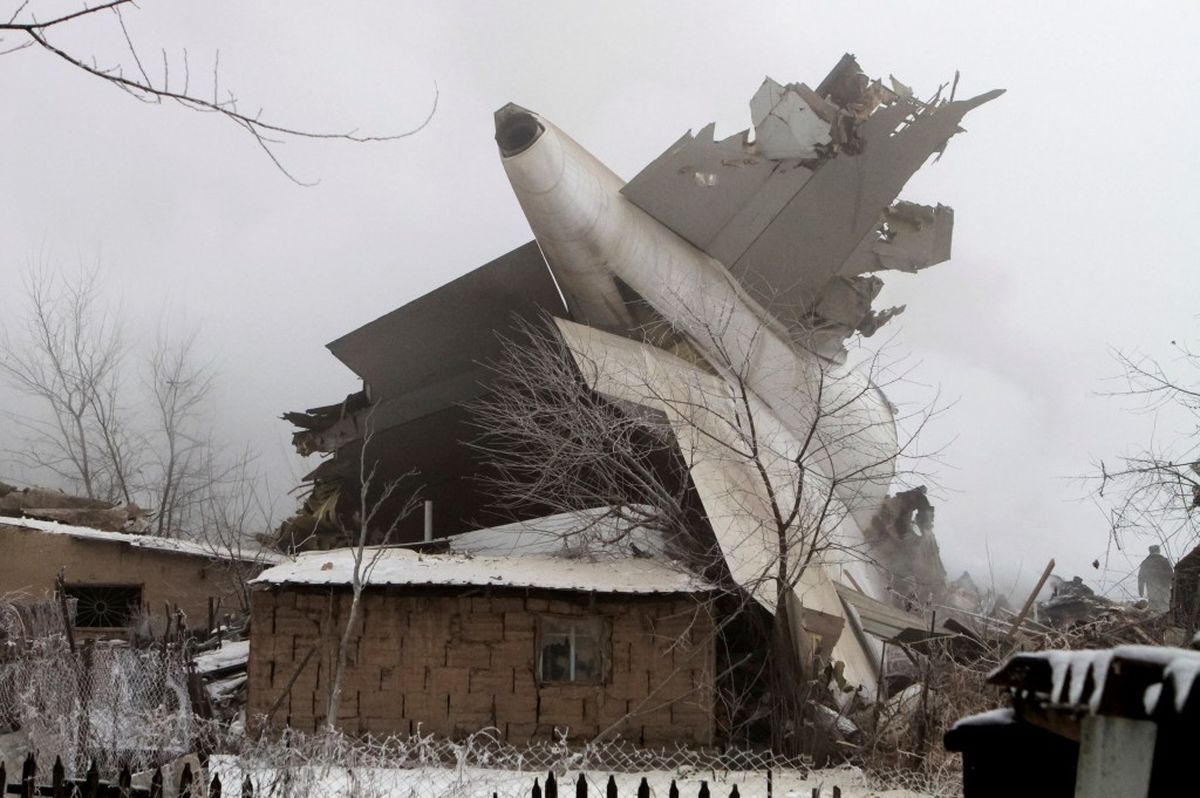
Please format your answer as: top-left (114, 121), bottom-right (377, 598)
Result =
top-left (0, 482), bottom-right (145, 533)
top-left (192, 638), bottom-right (250, 724)
top-left (864, 486), bottom-right (947, 603)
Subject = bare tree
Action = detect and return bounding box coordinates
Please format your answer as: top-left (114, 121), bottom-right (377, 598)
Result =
top-left (325, 414), bottom-right (420, 730)
top-left (1095, 336), bottom-right (1200, 558)
top-left (146, 327), bottom-right (214, 536)
top-left (0, 264), bottom-right (131, 501)
top-left (469, 311), bottom-right (941, 753)
top-left (0, 1), bottom-right (436, 184)
top-left (194, 450), bottom-right (280, 616)
top-left (0, 261), bottom-right (262, 543)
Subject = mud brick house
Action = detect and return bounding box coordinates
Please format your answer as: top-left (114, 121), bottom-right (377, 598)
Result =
top-left (0, 516), bottom-right (274, 637)
top-left (247, 529), bottom-right (717, 746)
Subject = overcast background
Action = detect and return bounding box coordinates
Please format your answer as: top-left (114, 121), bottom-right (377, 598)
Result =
top-left (2, 1), bottom-right (1197, 599)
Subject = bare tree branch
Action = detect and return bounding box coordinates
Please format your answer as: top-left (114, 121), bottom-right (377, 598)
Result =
top-left (1, 1), bottom-right (438, 184)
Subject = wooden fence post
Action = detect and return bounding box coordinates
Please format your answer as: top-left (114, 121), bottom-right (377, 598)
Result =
top-left (209, 773), bottom-right (222, 798)
top-left (532, 776), bottom-right (542, 798)
top-left (51, 756), bottom-right (64, 798)
top-left (606, 775), bottom-right (617, 798)
top-left (83, 760), bottom-right (99, 798)
top-left (178, 762), bottom-right (193, 798)
top-left (0, 761), bottom-right (6, 797)
top-left (698, 781), bottom-right (710, 798)
top-left (832, 788), bottom-right (841, 798)
top-left (118, 764), bottom-right (132, 798)
top-left (767, 769), bottom-right (773, 798)
top-left (669, 778), bottom-right (679, 798)
top-left (546, 771), bottom-right (557, 798)
top-left (575, 773), bottom-right (587, 798)
top-left (729, 786), bottom-right (740, 798)
top-left (21, 752), bottom-right (35, 798)
top-left (149, 767), bottom-right (163, 798)
top-left (241, 774), bottom-right (254, 798)
top-left (637, 776), bottom-right (649, 798)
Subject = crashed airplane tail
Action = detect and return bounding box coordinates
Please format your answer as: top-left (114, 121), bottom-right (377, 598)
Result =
top-left (284, 55), bottom-right (1001, 701)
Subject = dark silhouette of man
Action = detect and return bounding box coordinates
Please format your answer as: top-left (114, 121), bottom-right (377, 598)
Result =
top-left (1138, 545), bottom-right (1174, 612)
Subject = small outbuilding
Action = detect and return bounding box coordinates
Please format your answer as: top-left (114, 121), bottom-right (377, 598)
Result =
top-left (247, 529), bottom-right (716, 746)
top-left (0, 516), bottom-right (272, 637)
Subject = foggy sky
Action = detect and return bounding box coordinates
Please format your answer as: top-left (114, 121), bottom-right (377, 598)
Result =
top-left (2, 1), bottom-right (1198, 598)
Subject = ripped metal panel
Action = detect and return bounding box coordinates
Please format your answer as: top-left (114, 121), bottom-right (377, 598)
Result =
top-left (840, 201), bottom-right (955, 277)
top-left (620, 124), bottom-right (777, 253)
top-left (750, 78), bottom-right (832, 160)
top-left (727, 90), bottom-right (1002, 315)
top-left (326, 240), bottom-right (564, 400)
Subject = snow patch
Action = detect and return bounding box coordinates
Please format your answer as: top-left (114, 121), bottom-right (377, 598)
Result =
top-left (194, 640), bottom-right (250, 674)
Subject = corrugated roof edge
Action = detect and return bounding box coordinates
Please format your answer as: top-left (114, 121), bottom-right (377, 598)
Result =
top-left (251, 547), bottom-right (711, 595)
top-left (0, 516), bottom-right (285, 565)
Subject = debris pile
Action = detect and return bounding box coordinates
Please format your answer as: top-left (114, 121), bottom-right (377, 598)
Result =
top-left (0, 483), bottom-right (146, 533)
top-left (191, 637), bottom-right (250, 727)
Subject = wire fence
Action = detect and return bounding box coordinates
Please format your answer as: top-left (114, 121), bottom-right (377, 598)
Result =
top-left (204, 726), bottom-right (880, 798)
top-left (0, 601), bottom-right (951, 797)
top-left (0, 632), bottom-right (193, 778)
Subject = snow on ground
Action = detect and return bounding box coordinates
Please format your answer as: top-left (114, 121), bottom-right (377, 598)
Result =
top-left (208, 759), bottom-right (932, 797)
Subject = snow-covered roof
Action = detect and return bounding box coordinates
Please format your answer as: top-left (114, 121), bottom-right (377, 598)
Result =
top-left (252, 546), bottom-right (711, 595)
top-left (447, 507), bottom-right (668, 558)
top-left (0, 516), bottom-right (282, 564)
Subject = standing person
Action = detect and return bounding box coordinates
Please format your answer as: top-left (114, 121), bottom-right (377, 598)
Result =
top-left (1138, 545), bottom-right (1174, 612)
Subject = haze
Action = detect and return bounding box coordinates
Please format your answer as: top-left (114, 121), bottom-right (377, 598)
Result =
top-left (2, 1), bottom-right (1197, 599)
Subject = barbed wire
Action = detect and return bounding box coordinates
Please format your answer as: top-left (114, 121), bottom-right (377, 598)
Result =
top-left (199, 725), bottom-right (830, 798)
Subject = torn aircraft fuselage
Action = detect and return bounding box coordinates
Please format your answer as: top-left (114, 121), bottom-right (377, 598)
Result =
top-left (285, 55), bottom-right (1001, 698)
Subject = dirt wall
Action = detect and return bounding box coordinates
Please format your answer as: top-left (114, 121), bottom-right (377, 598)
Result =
top-left (247, 586), bottom-right (715, 746)
top-left (0, 523), bottom-right (253, 635)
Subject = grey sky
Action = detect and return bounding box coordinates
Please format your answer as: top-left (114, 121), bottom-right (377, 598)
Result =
top-left (2, 1), bottom-right (1197, 598)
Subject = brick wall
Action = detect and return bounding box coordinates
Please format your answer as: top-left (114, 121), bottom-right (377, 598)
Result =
top-left (247, 586), bottom-right (715, 746)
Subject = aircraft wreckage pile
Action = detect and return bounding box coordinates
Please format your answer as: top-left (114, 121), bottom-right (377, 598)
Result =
top-left (280, 55), bottom-right (1007, 733)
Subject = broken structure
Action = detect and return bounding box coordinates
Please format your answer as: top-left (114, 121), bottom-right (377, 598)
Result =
top-left (282, 55), bottom-right (1000, 724)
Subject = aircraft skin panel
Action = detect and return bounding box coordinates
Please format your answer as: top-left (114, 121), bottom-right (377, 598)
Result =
top-left (728, 91), bottom-right (1002, 313)
top-left (505, 123), bottom-right (899, 530)
top-left (326, 240), bottom-right (566, 399)
top-left (555, 317), bottom-right (881, 699)
top-left (620, 124), bottom-right (779, 253)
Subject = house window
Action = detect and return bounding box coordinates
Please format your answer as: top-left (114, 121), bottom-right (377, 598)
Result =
top-left (537, 615), bottom-right (608, 684)
top-left (63, 585), bottom-right (142, 628)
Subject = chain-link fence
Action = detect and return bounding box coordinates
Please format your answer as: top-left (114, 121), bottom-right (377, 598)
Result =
top-left (0, 632), bottom-right (193, 777)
